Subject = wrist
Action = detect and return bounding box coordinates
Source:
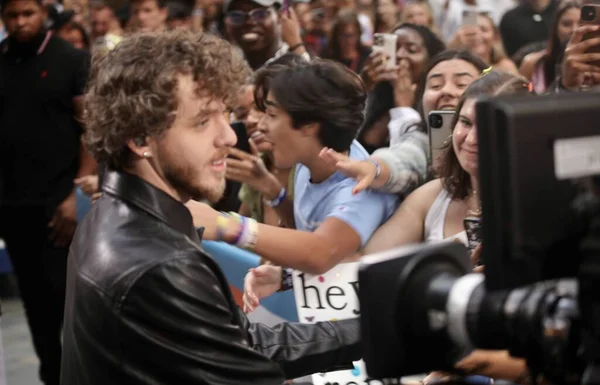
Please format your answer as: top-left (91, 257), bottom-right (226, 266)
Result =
top-left (216, 212), bottom-right (259, 250)
top-left (262, 178), bottom-right (284, 201)
top-left (288, 42), bottom-right (304, 52)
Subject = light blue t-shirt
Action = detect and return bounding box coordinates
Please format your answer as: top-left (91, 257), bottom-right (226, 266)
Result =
top-left (294, 140), bottom-right (399, 246)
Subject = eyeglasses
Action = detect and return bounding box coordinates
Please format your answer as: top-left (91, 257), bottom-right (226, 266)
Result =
top-left (225, 8), bottom-right (271, 26)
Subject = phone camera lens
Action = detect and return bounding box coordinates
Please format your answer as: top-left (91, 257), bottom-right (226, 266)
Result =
top-left (429, 114), bottom-right (443, 129)
top-left (583, 6), bottom-right (596, 21)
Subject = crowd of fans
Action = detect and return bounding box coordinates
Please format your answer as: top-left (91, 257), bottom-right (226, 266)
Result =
top-left (1, 0), bottom-right (599, 382)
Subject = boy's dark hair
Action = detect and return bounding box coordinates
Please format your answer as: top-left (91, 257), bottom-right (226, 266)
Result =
top-left (253, 58), bottom-right (366, 152)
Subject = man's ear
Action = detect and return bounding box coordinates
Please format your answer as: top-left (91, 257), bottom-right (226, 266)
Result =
top-left (126, 137), bottom-right (153, 158)
top-left (299, 122), bottom-right (319, 137)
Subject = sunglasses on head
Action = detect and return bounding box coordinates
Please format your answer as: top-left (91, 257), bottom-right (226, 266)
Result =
top-left (225, 8), bottom-right (271, 26)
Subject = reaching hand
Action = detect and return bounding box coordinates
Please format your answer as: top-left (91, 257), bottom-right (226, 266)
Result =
top-left (243, 264), bottom-right (283, 313)
top-left (49, 191), bottom-right (78, 247)
top-left (319, 147), bottom-right (378, 195)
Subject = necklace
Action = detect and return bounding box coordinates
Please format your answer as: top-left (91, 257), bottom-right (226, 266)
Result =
top-left (466, 189), bottom-right (482, 217)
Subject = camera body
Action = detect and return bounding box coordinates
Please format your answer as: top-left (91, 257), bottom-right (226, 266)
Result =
top-left (359, 93), bottom-right (600, 384)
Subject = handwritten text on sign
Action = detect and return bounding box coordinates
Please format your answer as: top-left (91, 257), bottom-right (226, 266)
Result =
top-left (292, 263), bottom-right (381, 385)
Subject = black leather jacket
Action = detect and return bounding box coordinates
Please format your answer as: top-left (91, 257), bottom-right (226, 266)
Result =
top-left (61, 171), bottom-right (362, 385)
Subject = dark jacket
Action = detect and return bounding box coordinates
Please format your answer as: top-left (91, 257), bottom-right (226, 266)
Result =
top-left (61, 170), bottom-right (361, 385)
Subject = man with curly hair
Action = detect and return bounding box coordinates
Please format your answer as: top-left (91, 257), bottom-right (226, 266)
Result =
top-left (61, 30), bottom-right (361, 385)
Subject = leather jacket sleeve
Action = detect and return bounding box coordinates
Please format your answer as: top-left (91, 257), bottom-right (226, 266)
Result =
top-left (122, 253), bottom-right (361, 384)
top-left (239, 310), bottom-right (362, 379)
top-left (121, 255), bottom-right (287, 385)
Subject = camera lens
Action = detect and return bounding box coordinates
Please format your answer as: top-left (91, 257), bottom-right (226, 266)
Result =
top-left (429, 114), bottom-right (443, 129)
top-left (582, 6), bottom-right (596, 21)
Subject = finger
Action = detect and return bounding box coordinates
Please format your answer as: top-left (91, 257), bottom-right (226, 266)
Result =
top-left (73, 177), bottom-right (84, 185)
top-left (335, 160), bottom-right (361, 175)
top-left (226, 158), bottom-right (255, 170)
top-left (573, 36), bottom-right (600, 54)
top-left (326, 148), bottom-right (349, 162)
top-left (319, 147), bottom-right (339, 165)
top-left (228, 147), bottom-right (254, 161)
top-left (569, 25), bottom-right (600, 47)
top-left (571, 61), bottom-right (600, 74)
top-left (248, 137), bottom-right (261, 156)
top-left (571, 52), bottom-right (600, 64)
top-left (352, 176), bottom-right (373, 195)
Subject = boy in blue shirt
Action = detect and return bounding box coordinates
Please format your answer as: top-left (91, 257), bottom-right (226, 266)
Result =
top-left (193, 59), bottom-right (398, 275)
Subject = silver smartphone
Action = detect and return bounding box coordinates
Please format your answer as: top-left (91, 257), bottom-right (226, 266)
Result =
top-left (372, 33), bottom-right (397, 70)
top-left (427, 110), bottom-right (455, 170)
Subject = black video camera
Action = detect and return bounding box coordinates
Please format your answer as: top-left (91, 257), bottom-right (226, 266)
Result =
top-left (358, 92), bottom-right (600, 385)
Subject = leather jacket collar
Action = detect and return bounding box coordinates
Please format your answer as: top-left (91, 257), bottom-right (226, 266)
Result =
top-left (102, 170), bottom-right (200, 242)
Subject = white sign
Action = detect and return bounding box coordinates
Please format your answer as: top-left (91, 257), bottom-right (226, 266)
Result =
top-left (554, 135), bottom-right (600, 180)
top-left (292, 263), bottom-right (382, 385)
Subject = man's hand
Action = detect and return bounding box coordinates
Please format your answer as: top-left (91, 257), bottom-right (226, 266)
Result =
top-left (226, 139), bottom-right (283, 200)
top-left (49, 191), bottom-right (78, 247)
top-left (243, 265), bottom-right (283, 313)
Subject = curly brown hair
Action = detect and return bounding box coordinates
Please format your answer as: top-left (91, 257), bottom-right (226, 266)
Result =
top-left (84, 30), bottom-right (250, 170)
top-left (439, 71), bottom-right (535, 200)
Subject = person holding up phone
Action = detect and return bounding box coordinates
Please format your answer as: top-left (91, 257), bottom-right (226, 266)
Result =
top-left (559, 14), bottom-right (600, 91)
top-left (449, 12), bottom-right (518, 73)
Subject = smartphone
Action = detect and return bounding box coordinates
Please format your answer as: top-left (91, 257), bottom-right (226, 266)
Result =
top-left (427, 110), bottom-right (455, 169)
top-left (230, 121), bottom-right (251, 154)
top-left (462, 9), bottom-right (479, 26)
top-left (372, 33), bottom-right (397, 70)
top-left (463, 216), bottom-right (482, 263)
top-left (580, 4), bottom-right (600, 66)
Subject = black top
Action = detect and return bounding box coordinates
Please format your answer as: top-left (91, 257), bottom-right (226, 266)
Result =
top-left (0, 31), bottom-right (90, 210)
top-left (499, 0), bottom-right (558, 58)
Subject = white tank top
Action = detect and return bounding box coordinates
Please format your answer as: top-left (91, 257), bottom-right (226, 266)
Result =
top-left (424, 188), bottom-right (468, 245)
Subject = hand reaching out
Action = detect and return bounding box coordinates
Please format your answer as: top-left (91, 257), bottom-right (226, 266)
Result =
top-left (319, 147), bottom-right (379, 195)
top-left (242, 264), bottom-right (283, 313)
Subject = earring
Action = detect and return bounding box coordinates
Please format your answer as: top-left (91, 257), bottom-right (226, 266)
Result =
top-left (142, 151), bottom-right (151, 158)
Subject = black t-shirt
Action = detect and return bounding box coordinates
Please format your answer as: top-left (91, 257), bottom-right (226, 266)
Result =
top-left (500, 0), bottom-right (558, 58)
top-left (0, 31), bottom-right (90, 210)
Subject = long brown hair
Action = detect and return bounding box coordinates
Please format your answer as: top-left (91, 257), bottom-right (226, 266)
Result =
top-left (322, 9), bottom-right (366, 61)
top-left (439, 71), bottom-right (535, 200)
